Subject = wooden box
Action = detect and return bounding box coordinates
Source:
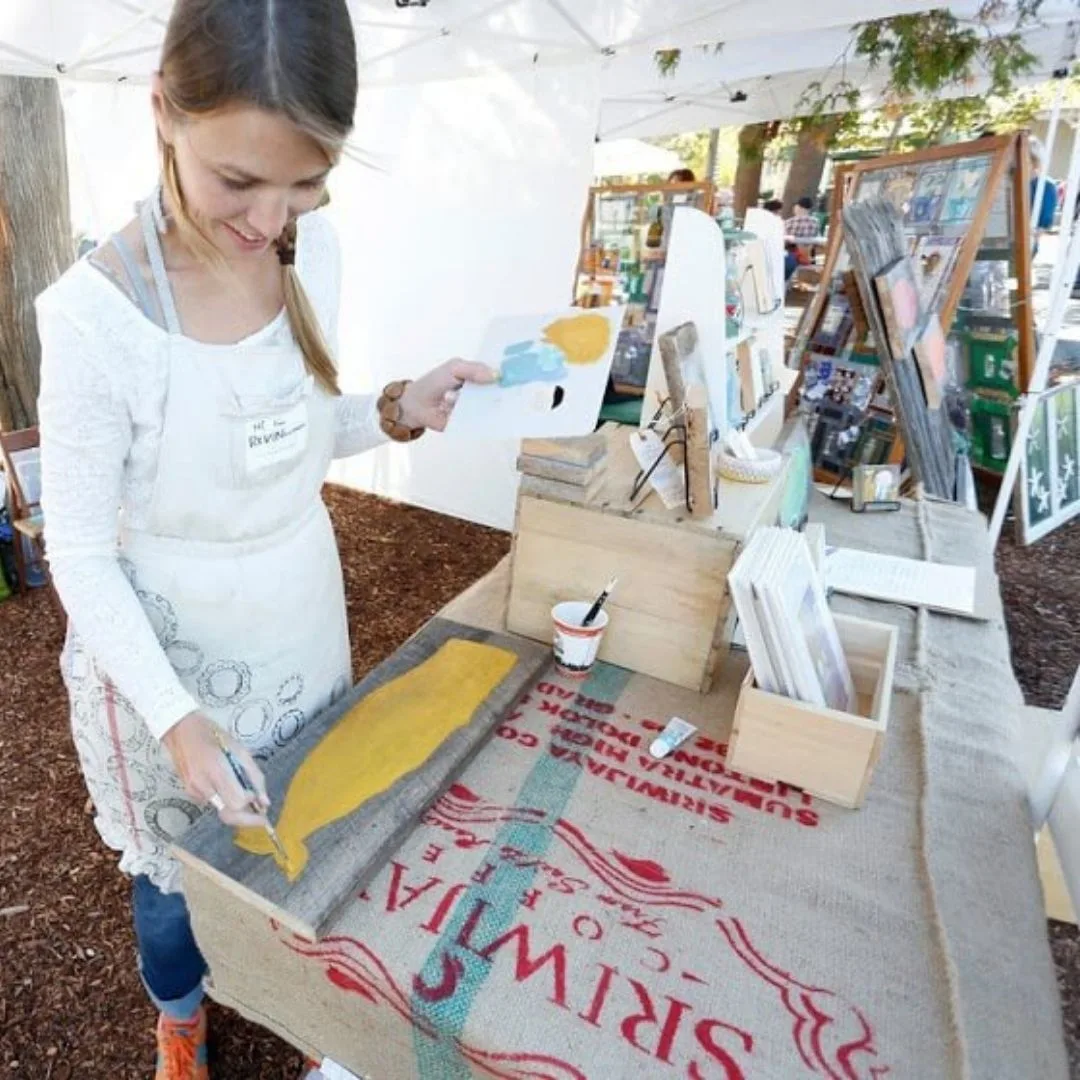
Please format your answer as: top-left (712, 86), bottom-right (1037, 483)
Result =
top-left (507, 426), bottom-right (792, 693)
top-left (726, 614), bottom-right (897, 808)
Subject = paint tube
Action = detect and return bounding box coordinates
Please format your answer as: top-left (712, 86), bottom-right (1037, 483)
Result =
top-left (648, 717), bottom-right (698, 760)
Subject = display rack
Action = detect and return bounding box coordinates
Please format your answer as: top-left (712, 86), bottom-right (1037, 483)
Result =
top-left (791, 133), bottom-right (1035, 483)
top-left (575, 180), bottom-right (715, 396)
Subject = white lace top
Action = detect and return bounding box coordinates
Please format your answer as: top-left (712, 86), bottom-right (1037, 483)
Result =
top-left (36, 211), bottom-right (384, 737)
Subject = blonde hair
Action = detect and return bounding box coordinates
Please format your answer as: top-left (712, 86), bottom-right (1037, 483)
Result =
top-left (158, 0), bottom-right (358, 396)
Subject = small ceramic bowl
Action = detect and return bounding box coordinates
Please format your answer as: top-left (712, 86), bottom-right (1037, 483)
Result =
top-left (717, 447), bottom-right (783, 484)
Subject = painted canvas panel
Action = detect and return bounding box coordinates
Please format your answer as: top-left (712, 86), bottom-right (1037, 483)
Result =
top-left (913, 314), bottom-right (948, 410)
top-left (873, 258), bottom-right (921, 360)
top-left (445, 307), bottom-right (623, 439)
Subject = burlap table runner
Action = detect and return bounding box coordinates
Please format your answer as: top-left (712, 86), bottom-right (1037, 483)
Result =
top-left (184, 493), bottom-right (1068, 1079)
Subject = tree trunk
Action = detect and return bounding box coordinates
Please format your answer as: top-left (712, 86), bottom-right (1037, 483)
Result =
top-left (733, 122), bottom-right (778, 219)
top-left (781, 116), bottom-right (842, 217)
top-left (0, 76), bottom-right (73, 432)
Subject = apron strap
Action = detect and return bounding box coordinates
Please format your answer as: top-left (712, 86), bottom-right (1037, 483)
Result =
top-left (139, 192), bottom-right (182, 336)
top-left (110, 233), bottom-right (162, 327)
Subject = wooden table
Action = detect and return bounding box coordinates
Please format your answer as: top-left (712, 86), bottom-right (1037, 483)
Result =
top-left (180, 493), bottom-right (1069, 1080)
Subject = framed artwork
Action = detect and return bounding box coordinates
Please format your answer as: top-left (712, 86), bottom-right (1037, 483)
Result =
top-left (882, 169), bottom-right (919, 215)
top-left (1020, 381), bottom-right (1080, 544)
top-left (907, 164), bottom-right (951, 226)
top-left (812, 293), bottom-right (853, 354)
top-left (852, 463), bottom-right (901, 511)
top-left (940, 157), bottom-right (990, 224)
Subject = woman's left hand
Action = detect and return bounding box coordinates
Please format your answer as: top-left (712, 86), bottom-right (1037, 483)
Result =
top-left (398, 359), bottom-right (498, 433)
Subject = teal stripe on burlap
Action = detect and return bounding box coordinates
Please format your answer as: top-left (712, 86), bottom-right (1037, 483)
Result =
top-left (411, 662), bottom-right (632, 1078)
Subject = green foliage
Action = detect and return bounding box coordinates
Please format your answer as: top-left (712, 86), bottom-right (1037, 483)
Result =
top-left (654, 42), bottom-right (724, 78)
top-left (852, 1), bottom-right (1039, 99)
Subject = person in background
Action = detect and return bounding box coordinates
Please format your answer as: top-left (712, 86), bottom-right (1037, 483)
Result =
top-left (668, 167), bottom-right (696, 183)
top-left (1029, 137), bottom-right (1058, 257)
top-left (785, 195), bottom-right (819, 239)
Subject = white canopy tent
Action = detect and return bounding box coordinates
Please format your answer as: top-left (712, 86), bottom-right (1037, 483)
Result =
top-left (594, 137), bottom-right (680, 177)
top-left (1, 0), bottom-right (1078, 527)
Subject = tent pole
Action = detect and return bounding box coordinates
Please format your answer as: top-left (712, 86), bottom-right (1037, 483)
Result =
top-left (988, 145), bottom-right (1080, 548)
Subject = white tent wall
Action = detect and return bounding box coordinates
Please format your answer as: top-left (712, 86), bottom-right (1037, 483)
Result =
top-left (326, 66), bottom-right (600, 529)
top-left (62, 81), bottom-right (157, 243)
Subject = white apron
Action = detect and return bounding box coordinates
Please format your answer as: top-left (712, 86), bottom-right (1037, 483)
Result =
top-left (64, 199), bottom-right (351, 892)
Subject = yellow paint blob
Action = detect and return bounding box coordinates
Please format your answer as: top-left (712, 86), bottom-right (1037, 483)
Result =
top-left (235, 639), bottom-right (517, 881)
top-left (542, 313), bottom-right (611, 365)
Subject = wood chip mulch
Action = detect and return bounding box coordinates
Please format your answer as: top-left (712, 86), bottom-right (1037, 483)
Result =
top-left (0, 486), bottom-right (509, 1079)
top-left (2, 483), bottom-right (1079, 1077)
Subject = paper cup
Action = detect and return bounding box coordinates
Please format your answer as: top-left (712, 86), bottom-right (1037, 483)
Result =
top-left (551, 601), bottom-right (609, 679)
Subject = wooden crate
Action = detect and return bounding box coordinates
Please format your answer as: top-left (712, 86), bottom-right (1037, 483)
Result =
top-left (726, 614), bottom-right (897, 808)
top-left (507, 426), bottom-right (791, 692)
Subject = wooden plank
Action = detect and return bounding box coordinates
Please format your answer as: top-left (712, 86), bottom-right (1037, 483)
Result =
top-left (516, 453), bottom-right (605, 486)
top-left (520, 431), bottom-right (607, 467)
top-left (519, 472), bottom-right (605, 505)
top-left (842, 200), bottom-right (956, 498)
top-left (1011, 131), bottom-right (1036, 390)
top-left (175, 618), bottom-right (549, 939)
top-left (684, 382), bottom-right (713, 519)
top-left (847, 133), bottom-right (1013, 177)
top-left (508, 494), bottom-right (733, 691)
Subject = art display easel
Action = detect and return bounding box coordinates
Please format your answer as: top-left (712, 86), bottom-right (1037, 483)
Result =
top-left (792, 133), bottom-right (1036, 485)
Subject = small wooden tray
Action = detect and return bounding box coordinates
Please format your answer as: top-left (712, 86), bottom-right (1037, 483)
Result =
top-left (727, 613), bottom-right (897, 808)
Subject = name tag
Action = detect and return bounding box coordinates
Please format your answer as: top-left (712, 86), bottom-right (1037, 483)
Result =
top-left (245, 402), bottom-right (308, 473)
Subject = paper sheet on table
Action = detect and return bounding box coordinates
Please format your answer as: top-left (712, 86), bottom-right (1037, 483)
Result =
top-left (825, 547), bottom-right (977, 617)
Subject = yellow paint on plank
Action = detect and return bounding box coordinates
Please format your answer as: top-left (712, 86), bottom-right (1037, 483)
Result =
top-left (235, 639), bottom-right (517, 880)
top-left (542, 313), bottom-right (611, 365)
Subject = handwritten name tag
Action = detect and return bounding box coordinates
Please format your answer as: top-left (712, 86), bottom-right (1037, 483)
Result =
top-left (245, 402), bottom-right (308, 473)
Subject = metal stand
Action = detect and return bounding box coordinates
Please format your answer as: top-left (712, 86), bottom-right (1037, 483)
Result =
top-left (630, 397), bottom-right (694, 511)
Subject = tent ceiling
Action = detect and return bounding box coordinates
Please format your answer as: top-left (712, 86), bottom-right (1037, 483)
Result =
top-left (0, 1), bottom-right (1077, 131)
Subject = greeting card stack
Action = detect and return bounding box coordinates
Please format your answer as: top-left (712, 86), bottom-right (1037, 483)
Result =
top-left (726, 526), bottom-right (897, 809)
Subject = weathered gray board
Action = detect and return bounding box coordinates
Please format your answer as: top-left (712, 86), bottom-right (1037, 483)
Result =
top-left (842, 199), bottom-right (957, 500)
top-left (176, 618), bottom-right (550, 939)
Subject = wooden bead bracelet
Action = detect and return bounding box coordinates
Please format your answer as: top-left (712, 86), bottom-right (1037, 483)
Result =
top-left (378, 380), bottom-right (426, 443)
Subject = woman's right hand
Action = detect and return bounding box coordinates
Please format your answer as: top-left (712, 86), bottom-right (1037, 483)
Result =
top-left (161, 711), bottom-right (271, 828)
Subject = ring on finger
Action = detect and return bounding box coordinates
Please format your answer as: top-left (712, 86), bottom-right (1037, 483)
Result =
top-left (209, 793), bottom-right (225, 812)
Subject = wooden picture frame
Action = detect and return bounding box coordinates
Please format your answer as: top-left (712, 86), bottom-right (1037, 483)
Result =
top-left (792, 132), bottom-right (1035, 488)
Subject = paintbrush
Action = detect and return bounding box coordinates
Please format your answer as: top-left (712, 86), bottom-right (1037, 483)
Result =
top-left (582, 576), bottom-right (617, 627)
top-left (211, 727), bottom-right (290, 867)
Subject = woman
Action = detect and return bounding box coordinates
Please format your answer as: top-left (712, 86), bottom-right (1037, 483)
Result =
top-left (36, 2), bottom-right (489, 1076)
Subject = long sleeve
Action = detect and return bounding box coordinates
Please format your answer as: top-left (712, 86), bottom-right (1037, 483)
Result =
top-left (37, 298), bottom-right (200, 739)
top-left (333, 393), bottom-right (385, 458)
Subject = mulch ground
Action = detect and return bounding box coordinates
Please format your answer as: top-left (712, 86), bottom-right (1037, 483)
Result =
top-left (2, 483), bottom-right (1079, 1077)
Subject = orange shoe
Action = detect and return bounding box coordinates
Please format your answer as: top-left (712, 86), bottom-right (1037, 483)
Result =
top-left (154, 1006), bottom-right (209, 1080)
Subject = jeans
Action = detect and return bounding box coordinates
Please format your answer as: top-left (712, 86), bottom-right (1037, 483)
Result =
top-left (784, 251), bottom-right (798, 281)
top-left (132, 875), bottom-right (207, 1019)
